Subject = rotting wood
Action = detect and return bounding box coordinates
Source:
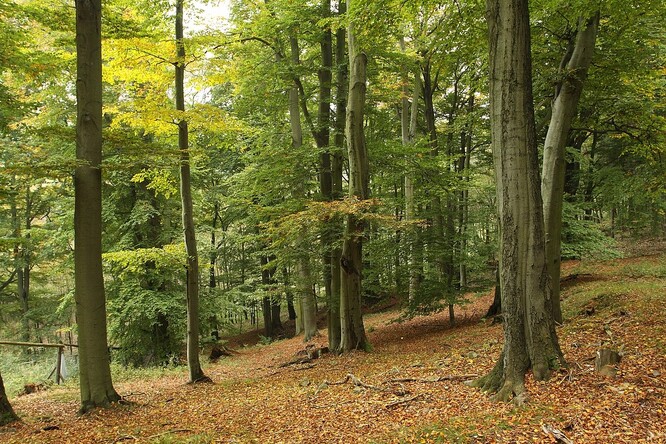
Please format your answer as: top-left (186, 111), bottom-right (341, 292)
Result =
top-left (542, 424), bottom-right (574, 444)
top-left (595, 348), bottom-right (621, 377)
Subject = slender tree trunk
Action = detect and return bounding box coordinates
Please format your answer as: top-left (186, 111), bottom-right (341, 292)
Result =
top-left (0, 371), bottom-right (18, 425)
top-left (210, 203), bottom-right (219, 289)
top-left (339, 13), bottom-right (368, 352)
top-left (260, 255), bottom-right (275, 338)
top-left (10, 183), bottom-right (29, 343)
top-left (288, 35), bottom-right (319, 341)
top-left (328, 0), bottom-right (346, 351)
top-left (541, 14), bottom-right (599, 324)
top-left (74, 0), bottom-right (120, 411)
top-left (471, 0), bottom-right (564, 402)
top-left (401, 42), bottom-right (422, 303)
top-left (175, 0), bottom-right (207, 383)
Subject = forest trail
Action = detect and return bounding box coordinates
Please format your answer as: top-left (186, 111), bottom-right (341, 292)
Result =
top-left (1, 254), bottom-right (666, 443)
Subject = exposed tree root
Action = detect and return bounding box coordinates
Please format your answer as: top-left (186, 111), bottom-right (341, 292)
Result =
top-left (189, 375), bottom-right (213, 384)
top-left (468, 356), bottom-right (503, 393)
top-left (391, 374), bottom-right (477, 383)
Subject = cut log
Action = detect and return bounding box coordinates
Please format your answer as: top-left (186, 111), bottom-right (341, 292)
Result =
top-left (595, 348), bottom-right (621, 377)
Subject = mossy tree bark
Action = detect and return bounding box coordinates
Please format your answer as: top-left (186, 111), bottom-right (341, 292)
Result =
top-left (0, 371), bottom-right (18, 425)
top-left (175, 0), bottom-right (207, 383)
top-left (74, 0), bottom-right (120, 412)
top-left (339, 11), bottom-right (368, 352)
top-left (471, 0), bottom-right (565, 402)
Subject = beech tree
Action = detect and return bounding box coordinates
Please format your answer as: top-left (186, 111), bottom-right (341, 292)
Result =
top-left (0, 371), bottom-right (18, 426)
top-left (338, 0), bottom-right (369, 352)
top-left (541, 13), bottom-right (599, 323)
top-left (175, 0), bottom-right (208, 383)
top-left (74, 0), bottom-right (121, 411)
top-left (470, 0), bottom-right (564, 402)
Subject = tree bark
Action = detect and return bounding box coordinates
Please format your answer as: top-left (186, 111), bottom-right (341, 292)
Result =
top-left (471, 0), bottom-right (564, 402)
top-left (175, 0), bottom-right (207, 383)
top-left (74, 0), bottom-right (120, 411)
top-left (541, 14), bottom-right (598, 324)
top-left (0, 371), bottom-right (18, 425)
top-left (339, 13), bottom-right (369, 352)
top-left (401, 40), bottom-right (422, 303)
top-left (289, 35), bottom-right (318, 342)
top-left (327, 0), bottom-right (346, 351)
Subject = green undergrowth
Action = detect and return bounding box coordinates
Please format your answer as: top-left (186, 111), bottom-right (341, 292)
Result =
top-left (0, 350), bottom-right (76, 397)
top-left (562, 253), bottom-right (666, 321)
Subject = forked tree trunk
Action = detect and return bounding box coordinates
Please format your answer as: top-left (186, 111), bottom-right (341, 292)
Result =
top-left (0, 371), bottom-right (18, 425)
top-left (74, 0), bottom-right (120, 412)
top-left (541, 14), bottom-right (599, 324)
top-left (471, 0), bottom-right (564, 402)
top-left (175, 0), bottom-right (207, 383)
top-left (328, 0), bottom-right (346, 351)
top-left (339, 13), bottom-right (368, 352)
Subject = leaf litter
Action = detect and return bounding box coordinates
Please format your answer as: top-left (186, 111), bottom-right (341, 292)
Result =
top-left (1, 254), bottom-right (665, 443)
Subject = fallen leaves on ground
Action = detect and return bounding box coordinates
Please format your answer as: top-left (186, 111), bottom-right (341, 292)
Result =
top-left (1, 252), bottom-right (665, 443)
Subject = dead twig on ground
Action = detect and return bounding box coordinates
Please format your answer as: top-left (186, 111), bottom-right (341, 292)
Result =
top-left (385, 393), bottom-right (423, 408)
top-left (388, 374), bottom-right (477, 383)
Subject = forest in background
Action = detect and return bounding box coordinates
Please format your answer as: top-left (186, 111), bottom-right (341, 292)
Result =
top-left (0, 0), bottom-right (665, 431)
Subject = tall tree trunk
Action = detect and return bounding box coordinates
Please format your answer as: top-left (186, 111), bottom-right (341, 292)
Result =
top-left (289, 35), bottom-right (319, 342)
top-left (74, 0), bottom-right (120, 411)
top-left (175, 0), bottom-right (207, 383)
top-left (471, 0), bottom-right (564, 402)
top-left (261, 255), bottom-right (274, 338)
top-left (10, 182), bottom-right (29, 343)
top-left (328, 0), bottom-right (346, 351)
top-left (583, 132), bottom-right (597, 220)
top-left (541, 14), bottom-right (599, 324)
top-left (339, 13), bottom-right (369, 352)
top-left (401, 41), bottom-right (422, 303)
top-left (0, 371), bottom-right (18, 425)
top-left (458, 94), bottom-right (474, 290)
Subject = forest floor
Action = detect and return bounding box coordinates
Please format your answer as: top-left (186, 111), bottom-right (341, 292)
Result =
top-left (2, 246), bottom-right (666, 443)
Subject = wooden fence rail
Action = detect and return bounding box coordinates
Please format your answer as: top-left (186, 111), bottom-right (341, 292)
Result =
top-left (0, 340), bottom-right (68, 384)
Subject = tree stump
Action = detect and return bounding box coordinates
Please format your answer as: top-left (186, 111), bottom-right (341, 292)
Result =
top-left (595, 348), bottom-right (621, 377)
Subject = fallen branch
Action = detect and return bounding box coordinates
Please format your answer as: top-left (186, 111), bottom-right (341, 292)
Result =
top-left (542, 424), bottom-right (573, 444)
top-left (389, 374), bottom-right (477, 383)
top-left (385, 393), bottom-right (423, 408)
top-left (328, 373), bottom-right (384, 391)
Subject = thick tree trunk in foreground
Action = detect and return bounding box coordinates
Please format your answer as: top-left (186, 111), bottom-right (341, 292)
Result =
top-left (74, 0), bottom-right (120, 412)
top-left (541, 14), bottom-right (598, 324)
top-left (0, 371), bottom-right (18, 425)
top-left (471, 0), bottom-right (564, 403)
top-left (175, 0), bottom-right (207, 383)
top-left (339, 15), bottom-right (368, 352)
